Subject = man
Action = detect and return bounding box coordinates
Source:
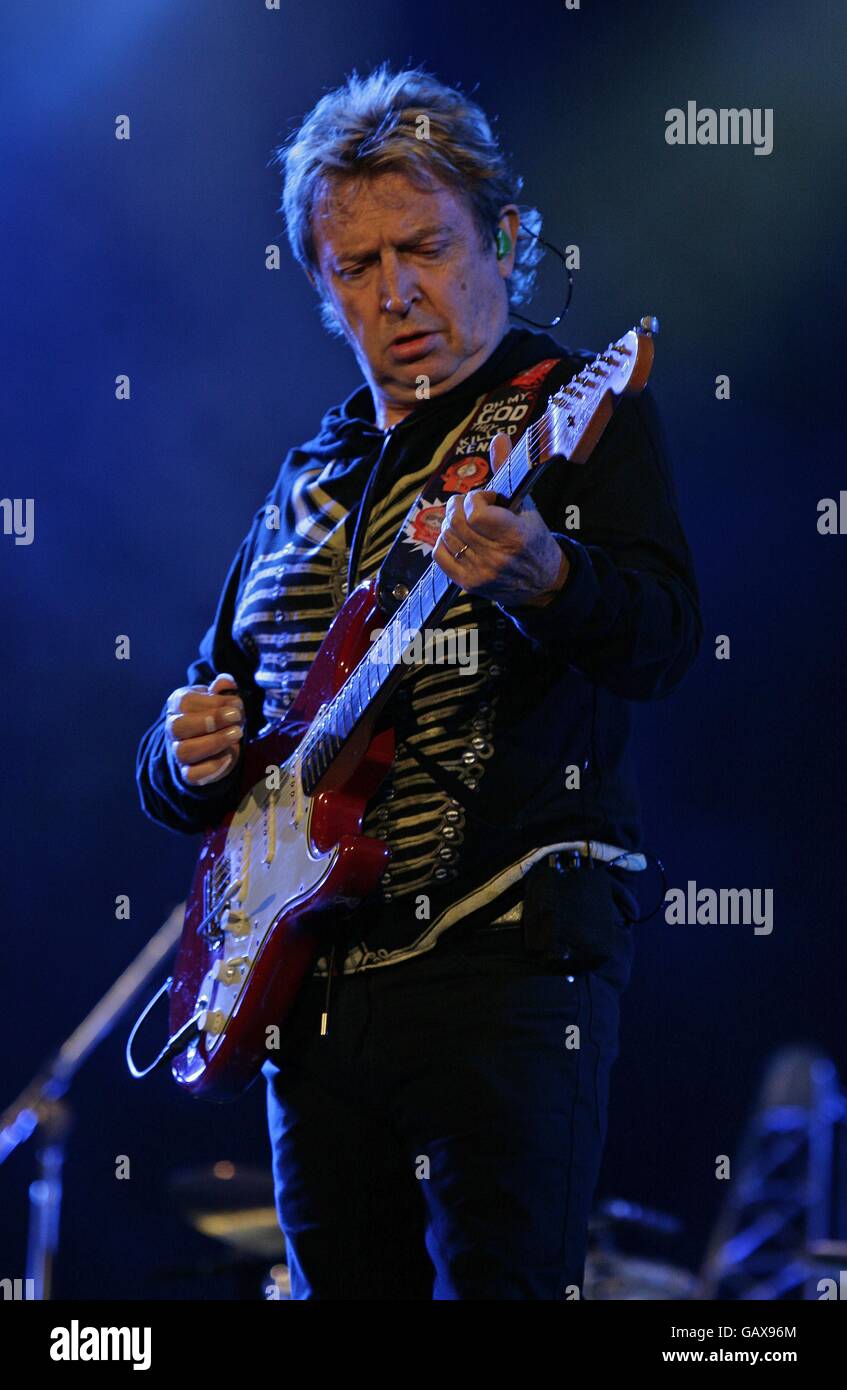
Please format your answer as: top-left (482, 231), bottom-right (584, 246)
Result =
top-left (136, 63), bottom-right (701, 1299)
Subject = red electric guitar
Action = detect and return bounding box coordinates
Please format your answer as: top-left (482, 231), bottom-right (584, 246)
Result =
top-left (154, 318), bottom-right (657, 1099)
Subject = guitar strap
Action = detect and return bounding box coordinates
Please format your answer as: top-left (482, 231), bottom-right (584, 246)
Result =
top-left (369, 354), bottom-right (565, 830)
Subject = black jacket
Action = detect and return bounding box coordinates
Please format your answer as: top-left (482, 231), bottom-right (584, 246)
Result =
top-left (136, 327), bottom-right (701, 959)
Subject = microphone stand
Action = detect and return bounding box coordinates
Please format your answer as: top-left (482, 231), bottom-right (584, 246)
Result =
top-left (0, 902), bottom-right (185, 1299)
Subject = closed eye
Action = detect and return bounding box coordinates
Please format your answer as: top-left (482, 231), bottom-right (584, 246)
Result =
top-left (338, 243), bottom-right (448, 279)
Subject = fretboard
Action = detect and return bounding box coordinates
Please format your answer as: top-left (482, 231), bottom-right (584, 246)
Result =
top-left (299, 326), bottom-right (648, 797)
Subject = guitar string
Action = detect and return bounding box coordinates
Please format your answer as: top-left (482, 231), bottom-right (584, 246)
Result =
top-left (202, 339), bottom-right (630, 918)
top-left (299, 345), bottom-right (619, 770)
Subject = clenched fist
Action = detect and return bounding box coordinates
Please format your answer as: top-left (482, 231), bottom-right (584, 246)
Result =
top-left (165, 671), bottom-right (245, 788)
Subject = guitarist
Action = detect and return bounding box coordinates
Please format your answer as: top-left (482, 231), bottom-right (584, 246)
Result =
top-left (136, 64), bottom-right (702, 1300)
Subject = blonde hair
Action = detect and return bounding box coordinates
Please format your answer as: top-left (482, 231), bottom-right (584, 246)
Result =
top-left (271, 62), bottom-right (543, 337)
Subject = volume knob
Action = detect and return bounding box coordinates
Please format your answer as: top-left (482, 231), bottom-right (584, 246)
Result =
top-left (225, 909), bottom-right (250, 938)
top-left (198, 1009), bottom-right (226, 1036)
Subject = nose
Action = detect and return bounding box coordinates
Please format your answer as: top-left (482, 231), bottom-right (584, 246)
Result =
top-left (379, 252), bottom-right (419, 316)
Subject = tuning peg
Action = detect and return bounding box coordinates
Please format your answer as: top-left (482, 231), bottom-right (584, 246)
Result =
top-left (639, 315), bottom-right (660, 335)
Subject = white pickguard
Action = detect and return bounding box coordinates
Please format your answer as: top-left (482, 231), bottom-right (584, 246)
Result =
top-left (189, 749), bottom-right (338, 1056)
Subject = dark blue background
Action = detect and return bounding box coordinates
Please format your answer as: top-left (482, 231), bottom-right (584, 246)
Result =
top-left (1, 0), bottom-right (844, 1297)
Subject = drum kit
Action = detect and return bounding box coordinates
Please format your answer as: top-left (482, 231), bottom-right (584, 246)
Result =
top-left (167, 1162), bottom-right (704, 1300)
top-left (167, 1161), bottom-right (291, 1298)
top-left (3, 895), bottom-right (839, 1301)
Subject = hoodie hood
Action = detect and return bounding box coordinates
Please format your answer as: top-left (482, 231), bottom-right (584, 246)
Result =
top-left (293, 326), bottom-right (574, 474)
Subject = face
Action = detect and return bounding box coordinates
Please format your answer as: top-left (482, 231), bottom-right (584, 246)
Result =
top-left (309, 170), bottom-right (519, 428)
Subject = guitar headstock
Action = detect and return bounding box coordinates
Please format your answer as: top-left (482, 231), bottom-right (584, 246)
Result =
top-left (545, 314), bottom-right (659, 466)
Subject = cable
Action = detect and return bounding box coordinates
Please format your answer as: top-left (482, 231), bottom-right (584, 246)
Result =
top-left (509, 227), bottom-right (575, 329)
top-left (607, 850), bottom-right (669, 924)
top-left (125, 977), bottom-right (203, 1080)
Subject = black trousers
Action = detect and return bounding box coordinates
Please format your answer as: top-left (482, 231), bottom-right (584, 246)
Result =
top-left (263, 913), bottom-right (634, 1300)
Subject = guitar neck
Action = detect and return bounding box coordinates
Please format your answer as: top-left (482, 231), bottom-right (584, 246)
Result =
top-left (299, 319), bottom-right (657, 796)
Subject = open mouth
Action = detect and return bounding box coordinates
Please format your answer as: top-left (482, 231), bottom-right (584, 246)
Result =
top-left (389, 330), bottom-right (440, 359)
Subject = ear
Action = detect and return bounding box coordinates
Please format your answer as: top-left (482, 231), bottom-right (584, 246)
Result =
top-left (495, 205), bottom-right (521, 276)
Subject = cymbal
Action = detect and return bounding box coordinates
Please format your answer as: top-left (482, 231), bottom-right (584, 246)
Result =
top-left (585, 1251), bottom-right (701, 1300)
top-left (806, 1240), bottom-right (847, 1262)
top-left (168, 1162), bottom-right (285, 1260)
